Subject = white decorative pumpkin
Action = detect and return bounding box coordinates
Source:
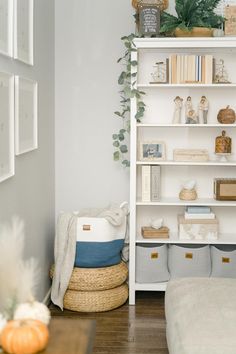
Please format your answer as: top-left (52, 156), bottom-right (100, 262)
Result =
top-left (14, 301), bottom-right (51, 325)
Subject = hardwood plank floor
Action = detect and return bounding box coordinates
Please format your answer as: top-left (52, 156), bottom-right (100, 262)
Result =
top-left (50, 291), bottom-right (169, 354)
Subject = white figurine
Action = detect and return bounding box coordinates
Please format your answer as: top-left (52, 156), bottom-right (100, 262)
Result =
top-left (198, 96), bottom-right (209, 124)
top-left (173, 96), bottom-right (183, 124)
top-left (186, 109), bottom-right (199, 124)
top-left (185, 96), bottom-right (192, 120)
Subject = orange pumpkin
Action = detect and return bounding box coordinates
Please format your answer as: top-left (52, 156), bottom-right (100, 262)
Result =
top-left (0, 319), bottom-right (49, 354)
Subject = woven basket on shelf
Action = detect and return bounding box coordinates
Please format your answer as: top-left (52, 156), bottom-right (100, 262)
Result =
top-left (132, 0), bottom-right (168, 10)
top-left (63, 283), bottom-right (129, 313)
top-left (179, 188), bottom-right (198, 201)
top-left (50, 261), bottom-right (128, 291)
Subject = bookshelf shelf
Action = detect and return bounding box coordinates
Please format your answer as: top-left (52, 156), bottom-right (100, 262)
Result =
top-left (129, 37), bottom-right (236, 305)
top-left (136, 197), bottom-right (236, 207)
top-left (136, 233), bottom-right (236, 245)
top-left (137, 83), bottom-right (236, 88)
top-left (137, 123), bottom-right (236, 128)
top-left (136, 160), bottom-right (236, 166)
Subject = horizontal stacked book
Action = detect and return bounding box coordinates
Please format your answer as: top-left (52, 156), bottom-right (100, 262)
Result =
top-left (185, 206), bottom-right (215, 219)
top-left (141, 165), bottom-right (161, 202)
top-left (179, 206), bottom-right (218, 241)
top-left (169, 54), bottom-right (213, 84)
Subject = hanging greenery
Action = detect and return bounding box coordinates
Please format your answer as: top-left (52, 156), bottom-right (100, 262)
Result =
top-left (112, 34), bottom-right (146, 167)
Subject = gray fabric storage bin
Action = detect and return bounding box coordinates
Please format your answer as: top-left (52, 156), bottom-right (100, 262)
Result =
top-left (136, 244), bottom-right (170, 283)
top-left (168, 244), bottom-right (211, 278)
top-left (211, 246), bottom-right (236, 278)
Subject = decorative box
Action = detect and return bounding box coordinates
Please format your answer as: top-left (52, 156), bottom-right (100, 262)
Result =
top-left (178, 215), bottom-right (218, 241)
top-left (141, 226), bottom-right (169, 239)
top-left (173, 149), bottom-right (209, 162)
top-left (214, 178), bottom-right (236, 201)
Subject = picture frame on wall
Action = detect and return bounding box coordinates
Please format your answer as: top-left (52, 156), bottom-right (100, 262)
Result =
top-left (139, 141), bottom-right (166, 161)
top-left (0, 0), bottom-right (14, 57)
top-left (15, 76), bottom-right (38, 155)
top-left (14, 0), bottom-right (34, 65)
top-left (0, 72), bottom-right (15, 183)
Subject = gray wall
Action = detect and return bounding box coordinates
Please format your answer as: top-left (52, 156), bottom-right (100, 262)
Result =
top-left (55, 0), bottom-right (134, 213)
top-left (0, 0), bottom-right (55, 301)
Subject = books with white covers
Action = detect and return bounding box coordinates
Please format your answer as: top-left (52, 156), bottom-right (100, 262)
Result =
top-left (186, 206), bottom-right (211, 214)
top-left (184, 212), bottom-right (215, 220)
top-left (151, 165), bottom-right (161, 201)
top-left (142, 165), bottom-right (151, 202)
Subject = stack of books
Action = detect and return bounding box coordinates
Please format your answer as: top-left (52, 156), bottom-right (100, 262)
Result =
top-left (141, 165), bottom-right (161, 202)
top-left (169, 54), bottom-right (213, 84)
top-left (185, 206), bottom-right (215, 220)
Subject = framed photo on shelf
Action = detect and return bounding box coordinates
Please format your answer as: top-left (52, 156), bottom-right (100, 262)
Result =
top-left (15, 76), bottom-right (38, 155)
top-left (139, 141), bottom-right (166, 161)
top-left (14, 0), bottom-right (34, 65)
top-left (0, 0), bottom-right (14, 57)
top-left (0, 72), bottom-right (14, 183)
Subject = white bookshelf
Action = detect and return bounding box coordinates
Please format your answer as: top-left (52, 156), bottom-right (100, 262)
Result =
top-left (129, 37), bottom-right (236, 305)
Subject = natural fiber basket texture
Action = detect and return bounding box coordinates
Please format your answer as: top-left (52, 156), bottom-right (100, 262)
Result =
top-left (50, 261), bottom-right (128, 291)
top-left (63, 283), bottom-right (129, 312)
top-left (179, 188), bottom-right (198, 201)
top-left (132, 0), bottom-right (168, 10)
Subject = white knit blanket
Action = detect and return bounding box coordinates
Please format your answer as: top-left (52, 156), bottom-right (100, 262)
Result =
top-left (51, 204), bottom-right (128, 310)
top-left (165, 278), bottom-right (236, 354)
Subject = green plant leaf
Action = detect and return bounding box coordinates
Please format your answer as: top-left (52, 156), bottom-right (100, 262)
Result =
top-left (131, 60), bottom-right (138, 66)
top-left (122, 160), bottom-right (130, 167)
top-left (113, 151), bottom-right (120, 161)
top-left (113, 141), bottom-right (120, 147)
top-left (120, 129), bottom-right (126, 134)
top-left (114, 111), bottom-right (122, 117)
top-left (112, 134), bottom-right (118, 140)
top-left (118, 133), bottom-right (125, 141)
top-left (120, 145), bottom-right (128, 153)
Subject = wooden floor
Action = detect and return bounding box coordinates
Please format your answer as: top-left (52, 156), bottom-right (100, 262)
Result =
top-left (50, 292), bottom-right (169, 354)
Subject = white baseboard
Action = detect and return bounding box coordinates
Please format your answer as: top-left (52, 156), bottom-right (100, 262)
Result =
top-left (43, 286), bottom-right (52, 306)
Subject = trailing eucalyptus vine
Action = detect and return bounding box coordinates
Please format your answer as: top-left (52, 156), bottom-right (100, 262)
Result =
top-left (113, 34), bottom-right (146, 167)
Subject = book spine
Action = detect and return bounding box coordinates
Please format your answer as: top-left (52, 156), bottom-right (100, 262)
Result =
top-left (186, 206), bottom-right (211, 213)
top-left (151, 165), bottom-right (161, 201)
top-left (142, 165), bottom-right (151, 202)
top-left (185, 212), bottom-right (215, 219)
top-left (176, 55), bottom-right (181, 84)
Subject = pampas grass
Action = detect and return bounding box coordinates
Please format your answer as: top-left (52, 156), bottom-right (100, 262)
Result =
top-left (0, 217), bottom-right (40, 319)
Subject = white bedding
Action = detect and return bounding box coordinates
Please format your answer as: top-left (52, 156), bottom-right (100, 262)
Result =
top-left (165, 278), bottom-right (236, 354)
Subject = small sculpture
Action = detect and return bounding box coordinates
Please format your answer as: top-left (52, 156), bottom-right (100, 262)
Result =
top-left (179, 180), bottom-right (198, 201)
top-left (198, 96), bottom-right (209, 124)
top-left (186, 109), bottom-right (199, 124)
top-left (217, 106), bottom-right (236, 124)
top-left (185, 96), bottom-right (192, 119)
top-left (172, 96), bottom-right (183, 124)
top-left (215, 130), bottom-right (232, 154)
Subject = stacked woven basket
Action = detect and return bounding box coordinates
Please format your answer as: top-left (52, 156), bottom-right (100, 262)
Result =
top-left (50, 262), bottom-right (128, 312)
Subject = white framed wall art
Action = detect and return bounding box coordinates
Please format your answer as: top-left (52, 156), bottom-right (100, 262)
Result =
top-left (0, 0), bottom-right (14, 57)
top-left (0, 72), bottom-right (14, 183)
top-left (14, 0), bottom-right (34, 65)
top-left (15, 76), bottom-right (38, 155)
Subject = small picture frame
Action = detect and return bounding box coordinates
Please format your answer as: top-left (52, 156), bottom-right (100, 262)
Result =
top-left (0, 71), bottom-right (15, 183)
top-left (150, 59), bottom-right (169, 84)
top-left (0, 0), bottom-right (14, 57)
top-left (15, 76), bottom-right (38, 155)
top-left (14, 0), bottom-right (34, 65)
top-left (139, 141), bottom-right (166, 161)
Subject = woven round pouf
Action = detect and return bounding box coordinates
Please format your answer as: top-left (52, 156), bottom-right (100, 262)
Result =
top-left (50, 261), bottom-right (128, 291)
top-left (63, 283), bottom-right (128, 312)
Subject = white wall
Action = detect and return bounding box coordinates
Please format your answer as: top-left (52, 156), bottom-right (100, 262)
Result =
top-left (0, 0), bottom-right (55, 301)
top-left (55, 0), bottom-right (135, 213)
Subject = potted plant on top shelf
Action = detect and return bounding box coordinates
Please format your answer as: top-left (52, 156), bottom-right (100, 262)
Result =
top-left (160, 0), bottom-right (225, 37)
